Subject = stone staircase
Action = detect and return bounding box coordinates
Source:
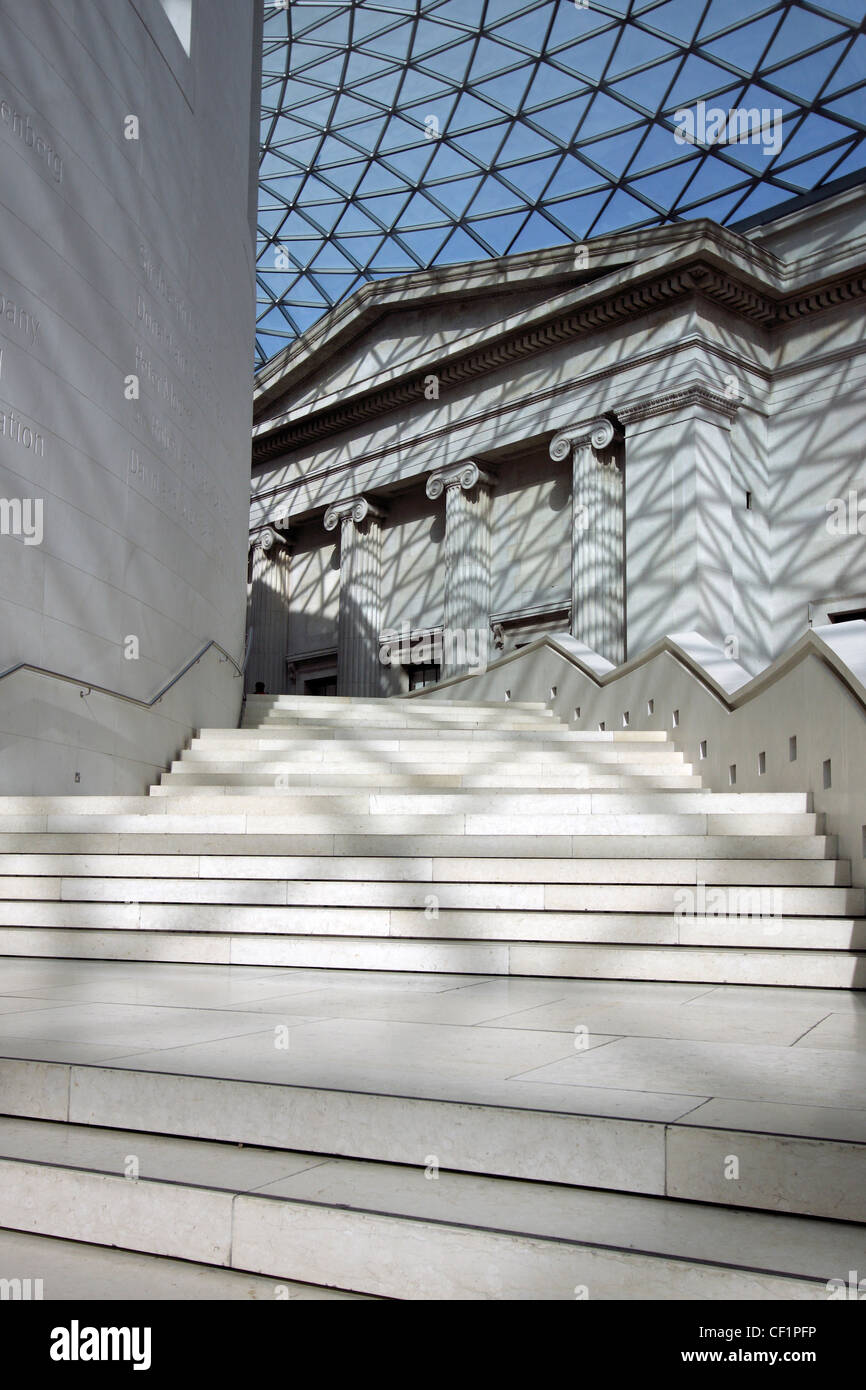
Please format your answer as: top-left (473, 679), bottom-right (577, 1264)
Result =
top-left (0, 695), bottom-right (864, 1300)
top-left (0, 694), bottom-right (862, 986)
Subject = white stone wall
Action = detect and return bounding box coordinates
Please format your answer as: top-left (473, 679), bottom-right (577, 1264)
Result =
top-left (0, 0), bottom-right (258, 792)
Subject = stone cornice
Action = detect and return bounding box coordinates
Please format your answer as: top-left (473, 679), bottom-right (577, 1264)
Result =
top-left (617, 384), bottom-right (741, 426)
top-left (252, 259), bottom-right (866, 464)
top-left (425, 461), bottom-right (496, 499)
top-left (322, 495), bottom-right (386, 532)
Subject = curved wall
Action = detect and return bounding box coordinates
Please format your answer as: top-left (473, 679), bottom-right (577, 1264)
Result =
top-left (0, 0), bottom-right (259, 792)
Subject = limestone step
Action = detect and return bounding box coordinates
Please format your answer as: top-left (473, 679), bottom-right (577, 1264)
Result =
top-left (182, 745), bottom-right (688, 765)
top-left (3, 1056), bottom-right (863, 1227)
top-left (158, 773), bottom-right (705, 792)
top-left (226, 726), bottom-right (668, 744)
top-left (0, 927), bottom-right (862, 984)
top-left (0, 1227), bottom-right (368, 1300)
top-left (0, 1116), bottom-right (853, 1299)
top-left (1, 878), bottom-right (859, 917)
top-left (0, 834), bottom-right (836, 858)
top-left (0, 854), bottom-right (848, 883)
top-left (1, 898), bottom-right (861, 940)
top-left (0, 813), bottom-right (825, 839)
top-left (241, 695), bottom-right (552, 712)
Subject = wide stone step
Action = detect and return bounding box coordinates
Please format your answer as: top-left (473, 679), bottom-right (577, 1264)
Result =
top-left (1, 897), bottom-right (861, 939)
top-left (0, 854), bottom-right (847, 883)
top-left (224, 726), bottom-right (670, 744)
top-left (0, 1227), bottom-right (367, 1300)
top-left (182, 745), bottom-right (687, 765)
top-left (157, 772), bottom-right (704, 791)
top-left (186, 743), bottom-right (686, 765)
top-left (0, 1116), bottom-right (851, 1300)
top-left (2, 878), bottom-right (859, 917)
top-left (3, 1053), bottom-right (863, 1226)
top-left (0, 813), bottom-right (823, 839)
top-left (0, 925), bottom-right (862, 984)
top-left (242, 695), bottom-right (551, 711)
top-left (0, 833), bottom-right (836, 858)
top-left (146, 790), bottom-right (811, 813)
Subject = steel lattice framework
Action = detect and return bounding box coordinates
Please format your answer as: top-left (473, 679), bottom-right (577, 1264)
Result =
top-left (256, 0), bottom-right (866, 365)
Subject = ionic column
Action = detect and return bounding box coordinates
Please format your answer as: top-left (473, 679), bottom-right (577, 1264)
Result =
top-left (426, 461), bottom-right (495, 679)
top-left (247, 526), bottom-right (291, 694)
top-left (550, 417), bottom-right (624, 665)
top-left (323, 495), bottom-right (386, 697)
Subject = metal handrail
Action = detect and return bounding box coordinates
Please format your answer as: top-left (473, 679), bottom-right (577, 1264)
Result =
top-left (0, 637), bottom-right (246, 711)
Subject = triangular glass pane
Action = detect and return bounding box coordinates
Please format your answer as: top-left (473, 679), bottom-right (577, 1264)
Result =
top-left (530, 94), bottom-right (592, 145)
top-left (775, 148), bottom-right (849, 190)
top-left (580, 128), bottom-right (646, 180)
top-left (541, 188), bottom-right (609, 238)
top-left (578, 91), bottom-right (644, 140)
top-left (497, 154), bottom-right (560, 200)
top-left (554, 32), bottom-right (620, 82)
top-left (627, 158), bottom-right (701, 209)
top-left (767, 44), bottom-right (850, 104)
top-left (608, 26), bottom-right (678, 76)
top-left (525, 61), bottom-right (591, 108)
top-left (424, 174), bottom-right (484, 216)
top-left (465, 211), bottom-right (528, 253)
top-left (763, 10), bottom-right (847, 68)
top-left (610, 58), bottom-right (681, 114)
top-left (590, 186), bottom-right (657, 233)
top-left (435, 225), bottom-right (500, 264)
top-left (701, 15), bottom-right (780, 71)
top-left (507, 209), bottom-right (569, 253)
top-left (496, 123), bottom-right (559, 162)
top-left (825, 35), bottom-right (866, 96)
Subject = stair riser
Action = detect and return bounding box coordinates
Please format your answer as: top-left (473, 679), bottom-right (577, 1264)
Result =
top-left (3, 1059), bottom-right (862, 1225)
top-left (0, 1161), bottom-right (827, 1301)
top-left (0, 834), bottom-right (836, 858)
top-left (163, 772), bottom-right (700, 788)
top-left (0, 856), bottom-right (848, 884)
top-left (1, 880), bottom-right (860, 916)
top-left (0, 928), bottom-right (862, 986)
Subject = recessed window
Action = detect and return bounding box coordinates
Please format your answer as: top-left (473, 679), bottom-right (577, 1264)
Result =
top-left (789, 735), bottom-right (798, 762)
top-left (758, 751), bottom-right (766, 776)
top-left (549, 686), bottom-right (557, 699)
top-left (745, 491), bottom-right (753, 510)
top-left (699, 740), bottom-right (707, 760)
top-left (574, 706), bottom-right (581, 720)
top-left (159, 0), bottom-right (192, 54)
top-left (729, 764), bottom-right (737, 786)
top-left (622, 710), bottom-right (630, 727)
top-left (672, 709), bottom-right (679, 728)
top-left (823, 759), bottom-right (832, 789)
top-left (598, 721), bottom-right (605, 732)
top-left (647, 699), bottom-right (654, 715)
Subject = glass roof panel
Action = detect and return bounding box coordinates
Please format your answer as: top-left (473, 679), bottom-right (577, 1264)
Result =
top-left (256, 0), bottom-right (866, 365)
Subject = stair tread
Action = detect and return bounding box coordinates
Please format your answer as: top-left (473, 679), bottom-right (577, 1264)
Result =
top-left (0, 1115), bottom-right (858, 1285)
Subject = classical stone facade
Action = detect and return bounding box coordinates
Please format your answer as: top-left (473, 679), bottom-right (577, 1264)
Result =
top-left (248, 184), bottom-right (866, 697)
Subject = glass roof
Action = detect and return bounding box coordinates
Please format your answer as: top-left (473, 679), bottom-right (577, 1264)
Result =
top-left (256, 0), bottom-right (866, 366)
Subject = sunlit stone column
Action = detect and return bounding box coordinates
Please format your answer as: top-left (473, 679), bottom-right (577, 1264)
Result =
top-left (247, 526), bottom-right (291, 694)
top-left (426, 461), bottom-right (495, 678)
top-left (324, 495), bottom-right (387, 697)
top-left (550, 417), bottom-right (625, 665)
